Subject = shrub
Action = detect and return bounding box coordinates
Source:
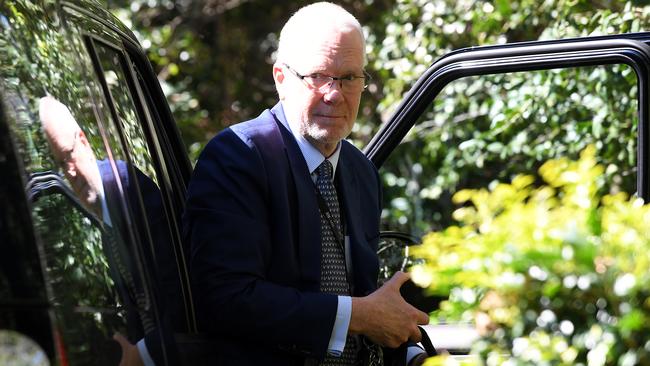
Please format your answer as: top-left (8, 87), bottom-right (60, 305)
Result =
top-left (411, 146), bottom-right (650, 365)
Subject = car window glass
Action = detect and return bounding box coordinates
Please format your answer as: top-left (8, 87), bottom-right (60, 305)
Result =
top-left (93, 41), bottom-right (159, 185)
top-left (90, 38), bottom-right (189, 334)
top-left (0, 96), bottom-right (53, 360)
top-left (0, 2), bottom-right (157, 363)
top-left (2, 90), bottom-right (147, 366)
top-left (381, 64), bottom-right (637, 237)
top-left (128, 56), bottom-right (196, 332)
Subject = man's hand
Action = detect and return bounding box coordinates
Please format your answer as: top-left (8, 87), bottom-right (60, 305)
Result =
top-left (113, 333), bottom-right (144, 366)
top-left (349, 271), bottom-right (430, 348)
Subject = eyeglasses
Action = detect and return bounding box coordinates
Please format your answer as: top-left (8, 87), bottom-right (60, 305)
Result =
top-left (283, 63), bottom-right (370, 93)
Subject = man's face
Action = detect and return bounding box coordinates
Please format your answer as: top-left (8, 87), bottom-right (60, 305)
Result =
top-left (275, 27), bottom-right (365, 155)
top-left (47, 127), bottom-right (103, 213)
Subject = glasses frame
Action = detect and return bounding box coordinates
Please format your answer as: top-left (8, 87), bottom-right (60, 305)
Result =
top-left (283, 63), bottom-right (371, 93)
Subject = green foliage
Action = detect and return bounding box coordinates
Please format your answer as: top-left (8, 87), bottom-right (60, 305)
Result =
top-left (32, 196), bottom-right (121, 364)
top-left (380, 63), bottom-right (639, 237)
top-left (107, 0), bottom-right (396, 161)
top-left (376, 0), bottom-right (649, 236)
top-left (0, 0), bottom-right (108, 166)
top-left (370, 0), bottom-right (647, 116)
top-left (412, 146), bottom-right (650, 365)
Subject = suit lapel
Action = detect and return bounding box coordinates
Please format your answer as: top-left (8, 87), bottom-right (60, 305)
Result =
top-left (270, 105), bottom-right (322, 291)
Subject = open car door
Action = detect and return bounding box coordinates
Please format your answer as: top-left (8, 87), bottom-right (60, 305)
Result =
top-left (367, 32), bottom-right (650, 354)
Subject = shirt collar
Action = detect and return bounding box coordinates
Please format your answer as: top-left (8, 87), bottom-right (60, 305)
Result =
top-left (278, 102), bottom-right (341, 179)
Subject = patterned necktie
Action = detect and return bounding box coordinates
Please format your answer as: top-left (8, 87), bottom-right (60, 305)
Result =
top-left (316, 160), bottom-right (358, 366)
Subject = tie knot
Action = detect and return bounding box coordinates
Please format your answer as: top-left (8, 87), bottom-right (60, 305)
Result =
top-left (317, 159), bottom-right (334, 180)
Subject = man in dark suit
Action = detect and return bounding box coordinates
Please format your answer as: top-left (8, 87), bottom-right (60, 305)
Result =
top-left (184, 3), bottom-right (429, 365)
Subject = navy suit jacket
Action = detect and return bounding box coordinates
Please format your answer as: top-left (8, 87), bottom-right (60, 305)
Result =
top-left (98, 159), bottom-right (181, 365)
top-left (184, 103), bottom-right (382, 365)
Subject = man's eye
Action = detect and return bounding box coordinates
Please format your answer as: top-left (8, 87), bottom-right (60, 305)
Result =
top-left (341, 75), bottom-right (356, 81)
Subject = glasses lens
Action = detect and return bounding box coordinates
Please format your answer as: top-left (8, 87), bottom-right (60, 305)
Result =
top-left (305, 75), bottom-right (332, 90)
top-left (303, 72), bottom-right (367, 93)
top-left (341, 77), bottom-right (365, 92)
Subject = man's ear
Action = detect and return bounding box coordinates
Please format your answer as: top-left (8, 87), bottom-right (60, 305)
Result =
top-left (272, 63), bottom-right (286, 100)
top-left (77, 129), bottom-right (90, 147)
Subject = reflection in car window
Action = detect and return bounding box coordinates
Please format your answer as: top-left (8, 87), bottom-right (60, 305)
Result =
top-left (2, 94), bottom-right (142, 365)
top-left (92, 39), bottom-right (189, 335)
top-left (94, 41), bottom-right (158, 185)
top-left (38, 95), bottom-right (155, 364)
top-left (0, 92), bottom-right (53, 362)
top-left (0, 2), bottom-right (155, 361)
top-left (381, 65), bottom-right (638, 236)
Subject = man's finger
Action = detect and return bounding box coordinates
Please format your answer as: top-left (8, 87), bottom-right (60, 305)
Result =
top-left (416, 309), bottom-right (430, 325)
top-left (409, 325), bottom-right (423, 343)
top-left (113, 332), bottom-right (129, 348)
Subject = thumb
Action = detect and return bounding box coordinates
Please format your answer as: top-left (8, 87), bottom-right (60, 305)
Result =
top-left (388, 271), bottom-right (411, 289)
top-left (416, 309), bottom-right (430, 325)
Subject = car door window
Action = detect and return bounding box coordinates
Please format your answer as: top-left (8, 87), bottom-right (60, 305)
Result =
top-left (0, 2), bottom-right (164, 363)
top-left (2, 90), bottom-right (149, 365)
top-left (85, 34), bottom-right (191, 335)
top-left (125, 53), bottom-right (196, 333)
top-left (381, 64), bottom-right (638, 236)
top-left (0, 97), bottom-right (53, 363)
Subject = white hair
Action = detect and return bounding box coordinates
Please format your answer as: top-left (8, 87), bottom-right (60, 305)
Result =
top-left (276, 2), bottom-right (366, 65)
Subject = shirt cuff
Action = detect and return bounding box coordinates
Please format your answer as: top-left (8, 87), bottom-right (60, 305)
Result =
top-left (136, 338), bottom-right (156, 366)
top-left (407, 345), bottom-right (425, 365)
top-left (327, 295), bottom-right (352, 356)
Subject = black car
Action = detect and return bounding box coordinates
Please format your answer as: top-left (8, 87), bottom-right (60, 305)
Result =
top-left (2, 0), bottom-right (650, 365)
top-left (1, 1), bottom-right (194, 365)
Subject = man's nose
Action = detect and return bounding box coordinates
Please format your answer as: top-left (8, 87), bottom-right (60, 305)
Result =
top-left (323, 80), bottom-right (343, 103)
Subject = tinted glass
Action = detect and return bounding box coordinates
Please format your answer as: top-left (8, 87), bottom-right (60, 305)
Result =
top-left (0, 1), bottom-right (159, 364)
top-left (91, 38), bottom-right (188, 334)
top-left (0, 95), bottom-right (53, 360)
